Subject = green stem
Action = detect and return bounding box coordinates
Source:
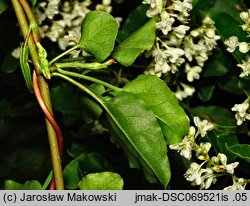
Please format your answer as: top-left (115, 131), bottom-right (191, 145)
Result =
top-left (55, 68), bottom-right (122, 92)
top-left (54, 58), bottom-right (115, 70)
top-left (49, 44), bottom-right (80, 66)
top-left (51, 72), bottom-right (106, 108)
top-left (11, 0), bottom-right (64, 190)
top-left (19, 0), bottom-right (40, 42)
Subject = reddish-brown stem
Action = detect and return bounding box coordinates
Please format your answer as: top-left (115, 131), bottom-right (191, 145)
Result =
top-left (32, 70), bottom-right (63, 154)
top-left (49, 177), bottom-right (56, 190)
top-left (12, 0), bottom-right (64, 190)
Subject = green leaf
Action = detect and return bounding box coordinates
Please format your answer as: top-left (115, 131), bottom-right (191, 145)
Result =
top-left (227, 144), bottom-right (250, 163)
top-left (79, 11), bottom-right (118, 62)
top-left (118, 4), bottom-right (150, 42)
top-left (198, 85), bottom-right (216, 102)
top-left (238, 77), bottom-right (250, 96)
top-left (29, 0), bottom-right (37, 6)
top-left (112, 19), bottom-right (156, 66)
top-left (219, 75), bottom-right (243, 95)
top-left (51, 83), bottom-right (103, 126)
top-left (78, 172), bottom-right (123, 190)
top-left (81, 84), bottom-right (104, 124)
top-left (210, 0), bottom-right (245, 22)
top-left (0, 0), bottom-right (8, 14)
top-left (202, 49), bottom-right (230, 77)
top-left (104, 92), bottom-right (170, 188)
top-left (63, 153), bottom-right (86, 189)
top-left (123, 75), bottom-right (189, 144)
top-left (202, 60), bottom-right (228, 77)
top-left (4, 180), bottom-right (42, 190)
top-left (51, 83), bottom-right (83, 126)
top-left (207, 131), bottom-right (238, 162)
top-left (79, 153), bottom-right (112, 175)
top-left (1, 51), bottom-right (19, 73)
top-left (20, 43), bottom-right (33, 92)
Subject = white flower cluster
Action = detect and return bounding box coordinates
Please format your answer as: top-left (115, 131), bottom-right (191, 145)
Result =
top-left (169, 116), bottom-right (248, 190)
top-left (169, 116), bottom-right (214, 160)
top-left (184, 153), bottom-right (240, 189)
top-left (224, 10), bottom-right (250, 78)
top-left (224, 11), bottom-right (250, 125)
top-left (35, 0), bottom-right (115, 52)
top-left (143, 0), bottom-right (220, 101)
top-left (36, 0), bottom-right (91, 50)
top-left (231, 97), bottom-right (250, 125)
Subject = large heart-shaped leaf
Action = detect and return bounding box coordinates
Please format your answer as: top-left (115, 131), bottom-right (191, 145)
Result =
top-left (112, 19), bottom-right (156, 66)
top-left (123, 75), bottom-right (189, 144)
top-left (78, 11), bottom-right (118, 62)
top-left (79, 172), bottom-right (123, 190)
top-left (104, 92), bottom-right (170, 188)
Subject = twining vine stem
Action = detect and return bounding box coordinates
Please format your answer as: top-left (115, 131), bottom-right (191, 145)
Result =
top-left (11, 0), bottom-right (64, 189)
top-left (32, 70), bottom-right (63, 154)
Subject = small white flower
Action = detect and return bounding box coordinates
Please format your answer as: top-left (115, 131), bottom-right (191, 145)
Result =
top-left (91, 120), bottom-right (109, 135)
top-left (143, 0), bottom-right (163, 17)
top-left (217, 153), bottom-right (227, 165)
top-left (231, 100), bottom-right (250, 125)
top-left (223, 178), bottom-right (247, 190)
top-left (169, 126), bottom-right (196, 160)
top-left (165, 47), bottom-right (185, 64)
top-left (156, 11), bottom-right (175, 35)
top-left (185, 161), bottom-right (217, 189)
top-left (238, 42), bottom-right (250, 53)
top-left (96, 0), bottom-right (112, 13)
top-left (11, 47), bottom-right (20, 59)
top-left (172, 25), bottom-right (190, 39)
top-left (237, 60), bottom-right (250, 78)
top-left (185, 63), bottom-right (202, 82)
top-left (240, 11), bottom-right (250, 22)
top-left (196, 142), bottom-right (211, 160)
top-left (224, 162), bottom-right (239, 174)
top-left (202, 15), bottom-right (214, 25)
top-left (224, 36), bottom-right (239, 53)
top-left (175, 83), bottom-right (195, 100)
top-left (171, 0), bottom-right (192, 23)
top-left (214, 153), bottom-right (239, 174)
top-left (199, 167), bottom-right (217, 189)
top-left (194, 116), bottom-right (214, 137)
top-left (184, 162), bottom-right (203, 185)
top-left (45, 0), bottom-right (60, 20)
top-left (205, 28), bottom-right (215, 38)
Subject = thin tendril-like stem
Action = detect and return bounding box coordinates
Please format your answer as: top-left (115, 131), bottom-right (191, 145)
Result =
top-left (56, 68), bottom-right (122, 92)
top-left (33, 70), bottom-right (64, 190)
top-left (12, 0), bottom-right (64, 189)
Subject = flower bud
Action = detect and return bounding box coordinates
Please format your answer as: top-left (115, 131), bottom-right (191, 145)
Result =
top-left (191, 30), bottom-right (199, 37)
top-left (239, 42), bottom-right (250, 53)
top-left (206, 28), bottom-right (215, 38)
top-left (240, 11), bottom-right (249, 22)
top-left (218, 153), bottom-right (227, 165)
